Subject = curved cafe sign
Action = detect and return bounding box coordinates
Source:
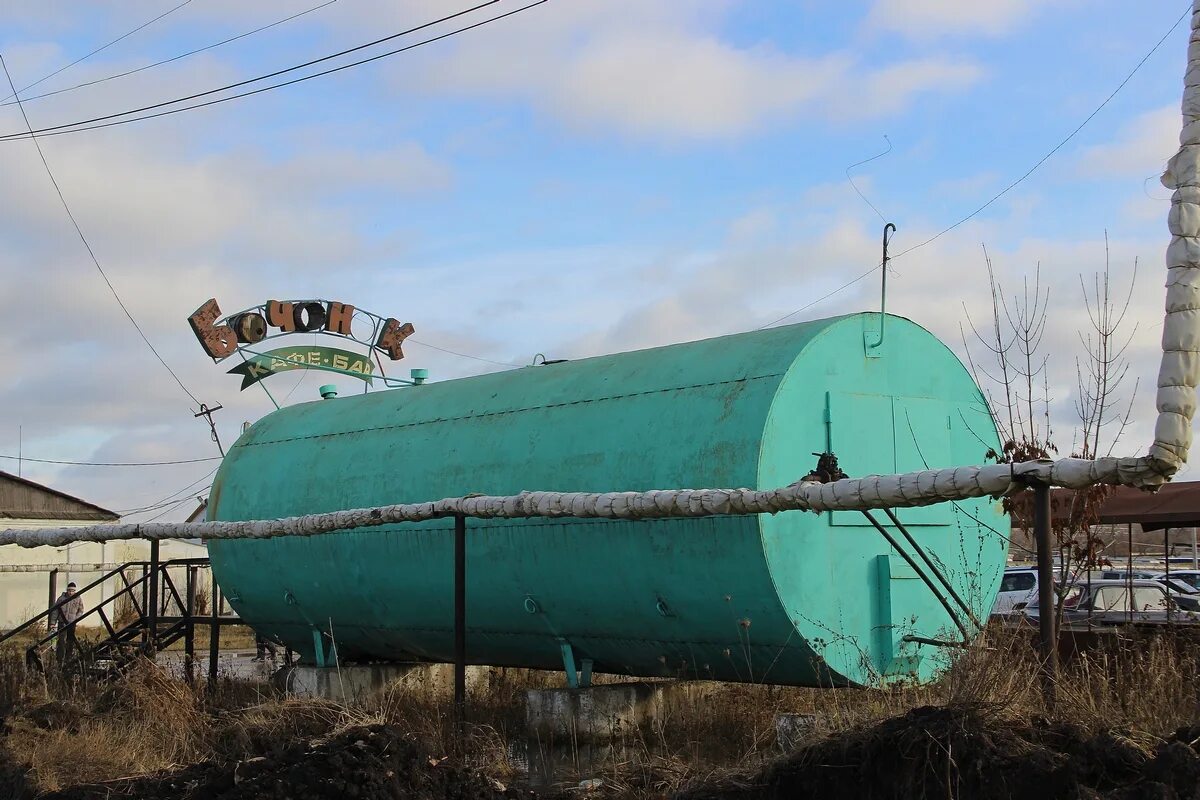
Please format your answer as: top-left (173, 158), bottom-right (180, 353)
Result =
top-left (188, 298), bottom-right (414, 390)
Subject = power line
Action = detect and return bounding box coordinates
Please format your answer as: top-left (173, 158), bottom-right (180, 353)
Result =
top-left (1, 0), bottom-right (338, 108)
top-left (889, 2), bottom-right (1191, 263)
top-left (139, 491), bottom-right (210, 523)
top-left (761, 3), bottom-right (1190, 329)
top-left (3, 0), bottom-right (195, 102)
top-left (845, 135), bottom-right (892, 224)
top-left (119, 466), bottom-right (219, 515)
top-left (0, 0), bottom-right (508, 141)
top-left (0, 454), bottom-right (222, 467)
top-left (758, 263), bottom-right (881, 330)
top-left (0, 54), bottom-right (203, 406)
top-left (408, 339), bottom-right (524, 368)
top-left (0, 1), bottom-right (548, 143)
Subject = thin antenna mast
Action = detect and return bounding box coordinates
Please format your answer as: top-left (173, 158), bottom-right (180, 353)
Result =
top-left (869, 222), bottom-right (897, 350)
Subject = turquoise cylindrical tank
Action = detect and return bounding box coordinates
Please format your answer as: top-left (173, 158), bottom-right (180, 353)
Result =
top-left (207, 313), bottom-right (1006, 686)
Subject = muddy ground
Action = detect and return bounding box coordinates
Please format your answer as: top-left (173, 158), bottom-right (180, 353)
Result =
top-left (684, 705), bottom-right (1200, 800)
top-left (3, 705), bottom-right (1199, 799)
top-left (1, 723), bottom-right (529, 800)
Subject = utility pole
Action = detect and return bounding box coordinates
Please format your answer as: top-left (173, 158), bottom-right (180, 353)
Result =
top-left (194, 403), bottom-right (226, 457)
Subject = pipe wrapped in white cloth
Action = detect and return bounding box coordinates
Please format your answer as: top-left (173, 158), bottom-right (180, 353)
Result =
top-left (2, 5), bottom-right (1199, 548)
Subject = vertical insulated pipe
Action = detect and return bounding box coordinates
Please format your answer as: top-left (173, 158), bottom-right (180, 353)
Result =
top-left (453, 513), bottom-right (467, 747)
top-left (1033, 485), bottom-right (1057, 693)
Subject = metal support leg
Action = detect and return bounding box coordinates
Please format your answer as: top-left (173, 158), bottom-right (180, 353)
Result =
top-left (147, 541), bottom-right (160, 653)
top-left (580, 658), bottom-right (593, 688)
top-left (1033, 484), bottom-right (1057, 702)
top-left (453, 513), bottom-right (467, 746)
top-left (207, 586), bottom-right (220, 695)
top-left (560, 640), bottom-right (578, 689)
top-left (47, 569), bottom-right (58, 635)
top-left (185, 567), bottom-right (196, 683)
top-left (312, 628), bottom-right (327, 668)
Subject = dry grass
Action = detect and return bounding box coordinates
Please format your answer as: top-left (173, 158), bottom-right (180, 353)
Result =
top-left (0, 626), bottom-right (1198, 796)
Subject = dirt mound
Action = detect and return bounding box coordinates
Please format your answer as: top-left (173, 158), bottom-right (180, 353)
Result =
top-left (683, 705), bottom-right (1200, 800)
top-left (0, 745), bottom-right (35, 800)
top-left (36, 724), bottom-right (530, 800)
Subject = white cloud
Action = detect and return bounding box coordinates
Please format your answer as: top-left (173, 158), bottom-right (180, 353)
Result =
top-left (1078, 104), bottom-right (1178, 179)
top-left (867, 0), bottom-right (1046, 39)
top-left (374, 1), bottom-right (984, 141)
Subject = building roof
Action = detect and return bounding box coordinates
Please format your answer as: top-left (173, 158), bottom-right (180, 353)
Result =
top-left (0, 471), bottom-right (119, 521)
top-left (1097, 482), bottom-right (1200, 531)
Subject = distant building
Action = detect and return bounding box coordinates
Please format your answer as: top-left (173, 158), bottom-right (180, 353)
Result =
top-left (0, 471), bottom-right (206, 629)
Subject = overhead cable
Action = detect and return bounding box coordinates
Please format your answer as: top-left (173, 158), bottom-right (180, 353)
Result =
top-left (0, 54), bottom-right (204, 406)
top-left (888, 2), bottom-right (1191, 263)
top-left (760, 3), bottom-right (1190, 329)
top-left (408, 338), bottom-right (524, 368)
top-left (3, 0), bottom-right (195, 102)
top-left (0, 454), bottom-right (222, 467)
top-left (0, 0), bottom-right (338, 108)
top-left (0, 0), bottom-right (517, 141)
top-left (119, 466), bottom-right (219, 515)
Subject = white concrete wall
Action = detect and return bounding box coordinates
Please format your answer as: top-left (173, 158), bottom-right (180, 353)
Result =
top-left (0, 524), bottom-right (208, 630)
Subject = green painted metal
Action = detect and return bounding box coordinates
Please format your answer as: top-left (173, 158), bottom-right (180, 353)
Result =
top-left (207, 313), bottom-right (1006, 687)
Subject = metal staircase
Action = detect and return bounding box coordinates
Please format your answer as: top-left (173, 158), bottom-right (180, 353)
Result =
top-left (0, 549), bottom-right (244, 684)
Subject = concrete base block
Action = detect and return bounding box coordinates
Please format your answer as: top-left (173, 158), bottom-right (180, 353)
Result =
top-left (280, 662), bottom-right (489, 700)
top-left (525, 682), bottom-right (665, 741)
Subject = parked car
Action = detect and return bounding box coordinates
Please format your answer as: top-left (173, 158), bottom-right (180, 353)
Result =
top-left (1098, 569), bottom-right (1159, 581)
top-left (1160, 570), bottom-right (1200, 591)
top-left (992, 567), bottom-right (1039, 615)
top-left (1152, 575), bottom-right (1200, 597)
top-left (1024, 580), bottom-right (1200, 624)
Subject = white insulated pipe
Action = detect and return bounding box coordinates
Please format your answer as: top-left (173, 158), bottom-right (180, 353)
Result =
top-left (2, 5), bottom-right (1200, 549)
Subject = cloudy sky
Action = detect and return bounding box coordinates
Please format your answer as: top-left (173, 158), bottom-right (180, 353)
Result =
top-left (0, 0), bottom-right (1191, 520)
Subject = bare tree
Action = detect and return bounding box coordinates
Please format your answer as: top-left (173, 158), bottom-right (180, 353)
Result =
top-left (963, 238), bottom-right (1139, 626)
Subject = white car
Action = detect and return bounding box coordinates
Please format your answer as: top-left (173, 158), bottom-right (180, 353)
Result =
top-left (992, 567), bottom-right (1039, 614)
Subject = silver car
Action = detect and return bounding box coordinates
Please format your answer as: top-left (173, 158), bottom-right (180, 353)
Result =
top-left (1024, 579), bottom-right (1200, 624)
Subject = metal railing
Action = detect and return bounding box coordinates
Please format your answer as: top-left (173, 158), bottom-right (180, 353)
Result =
top-left (0, 545), bottom-right (247, 688)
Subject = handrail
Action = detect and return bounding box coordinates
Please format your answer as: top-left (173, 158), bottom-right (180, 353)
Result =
top-left (0, 558), bottom-right (212, 648)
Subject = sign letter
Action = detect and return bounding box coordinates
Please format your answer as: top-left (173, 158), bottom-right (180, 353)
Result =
top-left (232, 312), bottom-right (267, 344)
top-left (266, 300), bottom-right (295, 332)
top-left (188, 299), bottom-right (237, 360)
top-left (293, 302), bottom-right (327, 333)
top-left (325, 302), bottom-right (354, 336)
top-left (376, 319), bottom-right (415, 360)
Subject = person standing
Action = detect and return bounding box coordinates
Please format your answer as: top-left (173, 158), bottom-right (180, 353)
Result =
top-left (52, 582), bottom-right (84, 664)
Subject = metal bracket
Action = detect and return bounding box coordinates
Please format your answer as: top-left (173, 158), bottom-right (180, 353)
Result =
top-left (903, 634), bottom-right (969, 649)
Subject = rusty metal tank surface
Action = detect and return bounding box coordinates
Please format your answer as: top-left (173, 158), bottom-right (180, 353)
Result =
top-left (206, 313), bottom-right (1006, 686)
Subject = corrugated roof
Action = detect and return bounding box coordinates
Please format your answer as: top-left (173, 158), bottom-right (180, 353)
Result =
top-left (0, 470), bottom-right (119, 521)
top-left (1097, 482), bottom-right (1200, 531)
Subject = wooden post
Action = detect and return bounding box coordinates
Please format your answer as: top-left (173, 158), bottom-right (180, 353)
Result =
top-left (453, 513), bottom-right (467, 748)
top-left (1033, 484), bottom-right (1057, 703)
